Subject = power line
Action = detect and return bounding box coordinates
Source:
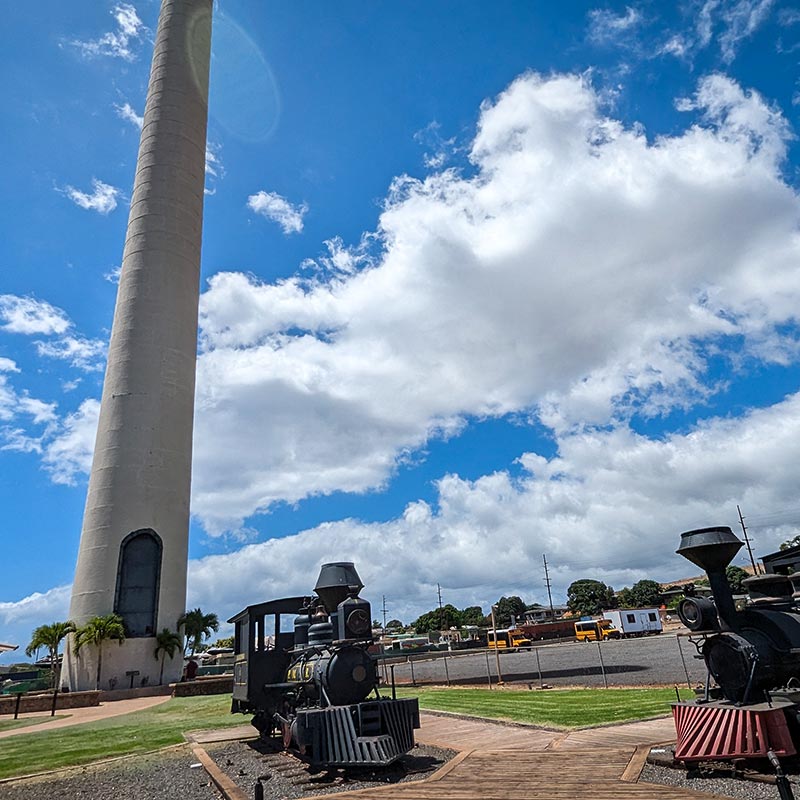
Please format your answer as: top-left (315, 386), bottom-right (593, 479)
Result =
top-left (741, 505), bottom-right (800, 523)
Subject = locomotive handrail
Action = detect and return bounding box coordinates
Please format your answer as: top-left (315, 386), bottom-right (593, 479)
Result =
top-left (262, 681), bottom-right (302, 690)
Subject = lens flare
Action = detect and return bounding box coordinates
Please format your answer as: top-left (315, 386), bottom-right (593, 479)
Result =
top-left (208, 12), bottom-right (281, 142)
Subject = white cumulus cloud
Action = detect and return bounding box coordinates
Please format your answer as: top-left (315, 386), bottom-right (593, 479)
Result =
top-left (588, 6), bottom-right (643, 44)
top-left (42, 399), bottom-right (100, 486)
top-left (71, 3), bottom-right (147, 62)
top-left (185, 391), bottom-right (800, 626)
top-left (716, 0), bottom-right (776, 62)
top-left (61, 179), bottom-right (121, 215)
top-left (247, 191), bottom-right (308, 234)
top-left (35, 336), bottom-right (107, 373)
top-left (190, 71), bottom-right (800, 534)
top-left (661, 0), bottom-right (776, 63)
top-left (114, 101), bottom-right (143, 129)
top-left (13, 394), bottom-right (800, 646)
top-left (0, 296), bottom-right (71, 336)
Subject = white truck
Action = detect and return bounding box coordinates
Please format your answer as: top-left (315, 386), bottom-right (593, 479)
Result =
top-left (601, 608), bottom-right (662, 638)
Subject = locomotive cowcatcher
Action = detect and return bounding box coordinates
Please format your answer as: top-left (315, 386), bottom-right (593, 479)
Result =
top-left (229, 562), bottom-right (420, 768)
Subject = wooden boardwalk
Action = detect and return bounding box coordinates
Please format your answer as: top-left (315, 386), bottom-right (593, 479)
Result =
top-left (295, 714), bottom-right (727, 800)
top-left (303, 747), bottom-right (726, 799)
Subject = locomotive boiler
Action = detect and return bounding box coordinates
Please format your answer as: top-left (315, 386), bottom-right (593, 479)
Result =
top-left (673, 526), bottom-right (800, 761)
top-left (229, 562), bottom-right (419, 768)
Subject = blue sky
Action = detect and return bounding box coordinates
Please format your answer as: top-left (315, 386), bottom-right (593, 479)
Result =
top-left (3, 0), bottom-right (800, 657)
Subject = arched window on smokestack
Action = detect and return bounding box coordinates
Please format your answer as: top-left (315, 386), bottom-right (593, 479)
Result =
top-left (114, 529), bottom-right (162, 637)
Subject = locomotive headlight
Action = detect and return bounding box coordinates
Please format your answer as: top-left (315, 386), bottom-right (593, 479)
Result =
top-left (347, 609), bottom-right (370, 636)
top-left (677, 596), bottom-right (718, 631)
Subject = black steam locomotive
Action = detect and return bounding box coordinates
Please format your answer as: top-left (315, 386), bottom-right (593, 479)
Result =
top-left (229, 562), bottom-right (419, 768)
top-left (673, 526), bottom-right (800, 761)
top-left (677, 526), bottom-right (800, 705)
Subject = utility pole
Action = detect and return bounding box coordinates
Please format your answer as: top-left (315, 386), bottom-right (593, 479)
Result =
top-left (543, 554), bottom-right (555, 620)
top-left (737, 504), bottom-right (760, 575)
top-left (437, 583), bottom-right (445, 632)
top-left (490, 604), bottom-right (503, 685)
top-left (381, 595), bottom-right (388, 635)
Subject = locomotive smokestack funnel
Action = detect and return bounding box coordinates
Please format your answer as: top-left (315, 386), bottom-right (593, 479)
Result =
top-left (677, 526), bottom-right (743, 631)
top-left (314, 562), bottom-right (364, 613)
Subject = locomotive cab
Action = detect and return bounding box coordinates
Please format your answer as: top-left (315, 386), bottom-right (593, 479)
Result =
top-left (229, 596), bottom-right (307, 729)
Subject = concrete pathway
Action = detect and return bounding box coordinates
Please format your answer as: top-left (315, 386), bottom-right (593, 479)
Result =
top-left (0, 695), bottom-right (170, 739)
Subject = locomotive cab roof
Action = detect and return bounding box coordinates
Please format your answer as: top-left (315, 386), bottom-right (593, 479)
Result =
top-left (228, 596), bottom-right (309, 624)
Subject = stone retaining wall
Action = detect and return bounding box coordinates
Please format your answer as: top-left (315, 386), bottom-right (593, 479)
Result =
top-left (99, 684), bottom-right (173, 702)
top-left (172, 676), bottom-right (233, 697)
top-left (0, 689), bottom-right (100, 715)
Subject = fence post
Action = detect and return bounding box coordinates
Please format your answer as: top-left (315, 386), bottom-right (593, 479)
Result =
top-left (442, 652), bottom-right (451, 686)
top-left (596, 640), bottom-right (608, 688)
top-left (51, 689), bottom-right (59, 717)
top-left (535, 647), bottom-right (544, 689)
top-left (676, 636), bottom-right (692, 691)
top-left (14, 692), bottom-right (22, 720)
top-left (485, 650), bottom-right (493, 689)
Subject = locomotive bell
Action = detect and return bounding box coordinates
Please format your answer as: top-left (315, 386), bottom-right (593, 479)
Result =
top-left (314, 562), bottom-right (364, 613)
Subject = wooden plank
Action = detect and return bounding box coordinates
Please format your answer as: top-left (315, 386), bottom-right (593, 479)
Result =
top-left (426, 749), bottom-right (473, 781)
top-left (620, 744), bottom-right (651, 782)
top-left (190, 743), bottom-right (250, 800)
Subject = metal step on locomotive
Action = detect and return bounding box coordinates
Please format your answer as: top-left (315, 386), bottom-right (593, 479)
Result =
top-left (229, 562), bottom-right (420, 768)
top-left (673, 526), bottom-right (800, 763)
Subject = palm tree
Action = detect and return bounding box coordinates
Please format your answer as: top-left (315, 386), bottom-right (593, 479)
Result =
top-left (74, 614), bottom-right (126, 690)
top-left (178, 608), bottom-right (219, 656)
top-left (25, 621), bottom-right (76, 688)
top-left (153, 628), bottom-right (182, 685)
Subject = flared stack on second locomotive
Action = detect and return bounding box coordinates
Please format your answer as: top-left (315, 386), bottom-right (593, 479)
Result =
top-left (229, 562), bottom-right (419, 768)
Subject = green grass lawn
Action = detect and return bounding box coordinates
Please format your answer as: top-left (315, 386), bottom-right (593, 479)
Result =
top-left (0, 695), bottom-right (244, 780)
top-left (395, 686), bottom-right (691, 729)
top-left (0, 688), bottom-right (690, 780)
top-left (0, 714), bottom-right (69, 733)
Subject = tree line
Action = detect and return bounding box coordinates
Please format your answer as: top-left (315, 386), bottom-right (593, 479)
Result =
top-left (23, 607), bottom-right (221, 691)
top-left (406, 571), bottom-right (754, 631)
top-left (566, 566), bottom-right (751, 616)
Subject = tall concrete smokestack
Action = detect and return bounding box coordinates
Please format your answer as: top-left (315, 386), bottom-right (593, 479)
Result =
top-left (64, 0), bottom-right (212, 691)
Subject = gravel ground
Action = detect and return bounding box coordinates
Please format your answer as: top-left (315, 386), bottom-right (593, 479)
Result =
top-left (640, 746), bottom-right (800, 800)
top-left (205, 739), bottom-right (456, 799)
top-left (641, 763), bottom-right (786, 799)
top-left (0, 746), bottom-right (222, 800)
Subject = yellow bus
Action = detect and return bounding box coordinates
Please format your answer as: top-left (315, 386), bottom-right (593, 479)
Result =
top-left (487, 628), bottom-right (533, 651)
top-left (574, 619), bottom-right (621, 642)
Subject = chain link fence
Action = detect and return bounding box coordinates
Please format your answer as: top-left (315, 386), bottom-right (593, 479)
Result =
top-left (379, 633), bottom-right (707, 690)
